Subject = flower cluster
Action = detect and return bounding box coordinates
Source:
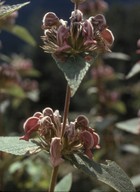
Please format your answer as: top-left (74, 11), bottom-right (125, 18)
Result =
top-left (20, 107), bottom-right (100, 167)
top-left (41, 9), bottom-right (114, 62)
top-left (79, 0), bottom-right (109, 16)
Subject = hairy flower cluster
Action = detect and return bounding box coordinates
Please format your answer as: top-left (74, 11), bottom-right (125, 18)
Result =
top-left (41, 10), bottom-right (114, 62)
top-left (20, 107), bottom-right (100, 167)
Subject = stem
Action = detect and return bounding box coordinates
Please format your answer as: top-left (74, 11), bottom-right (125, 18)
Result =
top-left (49, 166), bottom-right (59, 192)
top-left (61, 84), bottom-right (71, 138)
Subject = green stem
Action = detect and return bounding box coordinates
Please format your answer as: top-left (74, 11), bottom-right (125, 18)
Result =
top-left (49, 166), bottom-right (59, 192)
top-left (61, 84), bottom-right (71, 139)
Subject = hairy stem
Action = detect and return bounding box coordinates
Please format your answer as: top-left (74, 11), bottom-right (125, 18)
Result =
top-left (61, 84), bottom-right (71, 138)
top-left (49, 166), bottom-right (59, 192)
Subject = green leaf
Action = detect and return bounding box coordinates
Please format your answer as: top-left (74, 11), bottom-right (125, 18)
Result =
top-left (126, 61), bottom-right (140, 79)
top-left (2, 84), bottom-right (26, 98)
top-left (0, 2), bottom-right (30, 19)
top-left (110, 101), bottom-right (126, 114)
top-left (0, 137), bottom-right (40, 155)
top-left (116, 118), bottom-right (140, 135)
top-left (4, 25), bottom-right (36, 46)
top-left (68, 153), bottom-right (136, 192)
top-left (54, 55), bottom-right (97, 97)
top-left (54, 173), bottom-right (72, 192)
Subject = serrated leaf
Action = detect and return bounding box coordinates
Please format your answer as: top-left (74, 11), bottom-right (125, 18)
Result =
top-left (0, 2), bottom-right (30, 19)
top-left (116, 118), bottom-right (140, 135)
top-left (126, 61), bottom-right (140, 79)
top-left (0, 137), bottom-right (40, 155)
top-left (68, 153), bottom-right (136, 192)
top-left (54, 55), bottom-right (97, 97)
top-left (4, 25), bottom-right (36, 46)
top-left (54, 173), bottom-right (72, 192)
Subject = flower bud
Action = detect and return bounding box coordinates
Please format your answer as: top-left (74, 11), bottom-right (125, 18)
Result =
top-left (43, 107), bottom-right (53, 117)
top-left (76, 115), bottom-right (89, 129)
top-left (20, 117), bottom-right (39, 141)
top-left (101, 28), bottom-right (114, 47)
top-left (42, 12), bottom-right (60, 29)
top-left (50, 137), bottom-right (64, 167)
top-left (70, 9), bottom-right (83, 22)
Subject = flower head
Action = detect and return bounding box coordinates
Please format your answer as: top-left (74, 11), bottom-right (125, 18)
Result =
top-left (20, 107), bottom-right (100, 166)
top-left (41, 8), bottom-right (114, 62)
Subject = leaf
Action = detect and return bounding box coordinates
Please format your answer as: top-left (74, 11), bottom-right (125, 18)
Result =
top-left (121, 144), bottom-right (140, 155)
top-left (54, 55), bottom-right (97, 97)
top-left (0, 137), bottom-right (40, 155)
top-left (110, 101), bottom-right (126, 114)
top-left (68, 153), bottom-right (136, 192)
top-left (104, 52), bottom-right (130, 61)
top-left (95, 115), bottom-right (117, 131)
top-left (4, 25), bottom-right (36, 46)
top-left (1, 84), bottom-right (26, 98)
top-left (126, 61), bottom-right (140, 79)
top-left (116, 118), bottom-right (140, 135)
top-left (0, 2), bottom-right (30, 19)
top-left (131, 174), bottom-right (140, 188)
top-left (54, 173), bottom-right (72, 192)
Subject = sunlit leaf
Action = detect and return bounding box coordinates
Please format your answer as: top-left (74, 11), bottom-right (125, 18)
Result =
top-left (0, 137), bottom-right (40, 155)
top-left (54, 55), bottom-right (97, 97)
top-left (131, 174), bottom-right (140, 188)
top-left (121, 144), bottom-right (140, 155)
top-left (4, 25), bottom-right (36, 46)
top-left (68, 153), bottom-right (136, 192)
top-left (104, 52), bottom-right (130, 61)
top-left (126, 61), bottom-right (140, 79)
top-left (116, 118), bottom-right (140, 135)
top-left (54, 173), bottom-right (72, 192)
top-left (0, 2), bottom-right (29, 19)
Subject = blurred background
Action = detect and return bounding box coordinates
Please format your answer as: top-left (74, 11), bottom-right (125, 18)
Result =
top-left (0, 0), bottom-right (140, 191)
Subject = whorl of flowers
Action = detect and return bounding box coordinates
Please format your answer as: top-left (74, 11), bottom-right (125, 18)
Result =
top-left (41, 9), bottom-right (114, 62)
top-left (20, 107), bottom-right (100, 167)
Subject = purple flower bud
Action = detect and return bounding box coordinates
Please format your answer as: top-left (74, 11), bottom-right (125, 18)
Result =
top-left (57, 25), bottom-right (70, 47)
top-left (50, 137), bottom-right (64, 167)
top-left (101, 28), bottom-right (114, 47)
top-left (75, 115), bottom-right (89, 129)
top-left (70, 10), bottom-right (83, 23)
top-left (20, 117), bottom-right (39, 141)
top-left (42, 12), bottom-right (60, 29)
top-left (89, 14), bottom-right (106, 31)
top-left (83, 20), bottom-right (94, 38)
top-left (42, 107), bottom-right (53, 117)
